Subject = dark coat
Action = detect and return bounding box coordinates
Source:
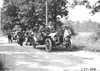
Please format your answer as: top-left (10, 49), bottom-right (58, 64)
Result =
top-left (17, 31), bottom-right (25, 39)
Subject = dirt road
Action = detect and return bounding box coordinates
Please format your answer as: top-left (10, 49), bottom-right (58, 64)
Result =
top-left (0, 36), bottom-right (100, 71)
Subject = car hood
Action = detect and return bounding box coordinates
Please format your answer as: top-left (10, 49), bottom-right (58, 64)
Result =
top-left (48, 32), bottom-right (57, 37)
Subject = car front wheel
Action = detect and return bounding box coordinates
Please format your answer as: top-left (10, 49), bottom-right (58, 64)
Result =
top-left (45, 38), bottom-right (52, 52)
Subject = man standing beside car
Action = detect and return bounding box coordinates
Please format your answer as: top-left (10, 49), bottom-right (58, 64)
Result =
top-left (7, 30), bottom-right (13, 43)
top-left (17, 29), bottom-right (25, 46)
top-left (25, 28), bottom-right (33, 45)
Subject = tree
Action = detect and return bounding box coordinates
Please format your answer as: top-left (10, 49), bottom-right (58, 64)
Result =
top-left (4, 0), bottom-right (100, 31)
top-left (48, 0), bottom-right (68, 22)
top-left (2, 0), bottom-right (20, 30)
top-left (91, 0), bottom-right (100, 14)
top-left (1, 0), bottom-right (69, 31)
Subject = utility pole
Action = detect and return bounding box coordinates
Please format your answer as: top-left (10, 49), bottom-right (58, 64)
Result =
top-left (0, 0), bottom-right (3, 35)
top-left (0, 8), bottom-right (1, 31)
top-left (0, 7), bottom-right (1, 34)
top-left (46, 0), bottom-right (48, 26)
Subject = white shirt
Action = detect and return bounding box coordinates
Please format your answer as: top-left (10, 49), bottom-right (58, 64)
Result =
top-left (63, 29), bottom-right (71, 38)
top-left (47, 25), bottom-right (52, 28)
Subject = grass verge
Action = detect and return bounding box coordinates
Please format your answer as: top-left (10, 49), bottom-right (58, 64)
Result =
top-left (71, 34), bottom-right (100, 52)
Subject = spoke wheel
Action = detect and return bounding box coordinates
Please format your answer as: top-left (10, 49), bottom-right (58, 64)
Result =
top-left (66, 40), bottom-right (72, 51)
top-left (33, 42), bottom-right (36, 48)
top-left (32, 38), bottom-right (36, 48)
top-left (45, 38), bottom-right (52, 52)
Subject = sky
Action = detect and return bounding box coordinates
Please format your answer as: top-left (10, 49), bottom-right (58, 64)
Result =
top-left (68, 5), bottom-right (91, 22)
top-left (64, 0), bottom-right (100, 23)
top-left (0, 0), bottom-right (3, 8)
top-left (68, 5), bottom-right (100, 23)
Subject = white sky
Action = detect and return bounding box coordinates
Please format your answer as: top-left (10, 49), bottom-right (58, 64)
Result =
top-left (68, 5), bottom-right (91, 22)
top-left (68, 5), bottom-right (100, 23)
top-left (64, 0), bottom-right (100, 23)
top-left (88, 0), bottom-right (99, 6)
top-left (0, 0), bottom-right (3, 8)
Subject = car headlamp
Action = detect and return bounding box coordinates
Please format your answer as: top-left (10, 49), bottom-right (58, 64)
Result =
top-left (53, 36), bottom-right (57, 41)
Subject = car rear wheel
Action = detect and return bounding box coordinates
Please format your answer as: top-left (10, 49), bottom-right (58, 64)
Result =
top-left (33, 42), bottom-right (36, 48)
top-left (32, 38), bottom-right (36, 48)
top-left (66, 40), bottom-right (71, 51)
top-left (45, 38), bottom-right (52, 52)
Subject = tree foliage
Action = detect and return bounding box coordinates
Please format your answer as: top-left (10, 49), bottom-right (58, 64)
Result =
top-left (1, 0), bottom-right (100, 31)
top-left (91, 0), bottom-right (100, 14)
top-left (2, 0), bottom-right (69, 31)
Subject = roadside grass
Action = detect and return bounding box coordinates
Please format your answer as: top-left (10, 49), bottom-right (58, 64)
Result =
top-left (63, 19), bottom-right (100, 52)
top-left (71, 34), bottom-right (100, 52)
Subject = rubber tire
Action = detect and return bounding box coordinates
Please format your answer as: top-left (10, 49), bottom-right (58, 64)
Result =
top-left (32, 38), bottom-right (36, 48)
top-left (66, 40), bottom-right (71, 51)
top-left (45, 38), bottom-right (52, 52)
top-left (33, 42), bottom-right (36, 48)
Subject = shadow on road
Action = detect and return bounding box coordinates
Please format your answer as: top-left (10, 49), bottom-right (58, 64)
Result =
top-left (0, 54), bottom-right (10, 71)
top-left (35, 44), bottom-right (85, 52)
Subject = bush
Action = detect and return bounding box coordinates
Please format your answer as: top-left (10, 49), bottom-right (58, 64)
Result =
top-left (96, 32), bottom-right (100, 39)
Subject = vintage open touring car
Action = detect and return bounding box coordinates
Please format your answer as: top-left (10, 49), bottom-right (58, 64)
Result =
top-left (32, 26), bottom-right (72, 52)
